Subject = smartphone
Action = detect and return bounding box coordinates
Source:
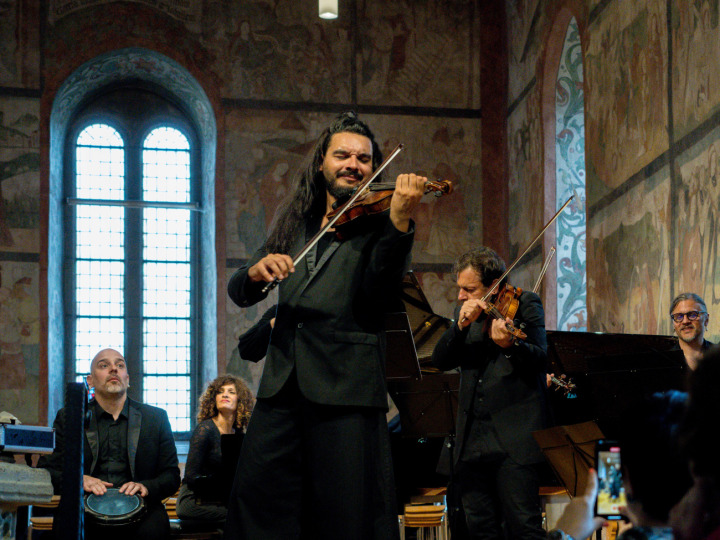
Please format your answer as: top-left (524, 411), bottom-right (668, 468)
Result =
top-left (594, 439), bottom-right (626, 520)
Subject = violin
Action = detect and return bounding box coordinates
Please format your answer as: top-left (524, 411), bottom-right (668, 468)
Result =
top-left (481, 283), bottom-right (527, 342)
top-left (326, 179), bottom-right (453, 239)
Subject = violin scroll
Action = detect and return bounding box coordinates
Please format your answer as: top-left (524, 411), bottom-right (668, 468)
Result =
top-left (549, 374), bottom-right (577, 398)
top-left (423, 179), bottom-right (453, 197)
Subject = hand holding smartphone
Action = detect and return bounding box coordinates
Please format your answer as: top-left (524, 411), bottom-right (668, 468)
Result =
top-left (595, 439), bottom-right (627, 520)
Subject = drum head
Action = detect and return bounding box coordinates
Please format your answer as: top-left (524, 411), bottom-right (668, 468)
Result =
top-left (84, 488), bottom-right (145, 525)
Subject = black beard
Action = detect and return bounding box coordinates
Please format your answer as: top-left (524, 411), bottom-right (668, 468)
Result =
top-left (326, 175), bottom-right (357, 201)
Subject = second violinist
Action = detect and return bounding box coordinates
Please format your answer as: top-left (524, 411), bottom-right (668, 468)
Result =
top-left (431, 246), bottom-right (549, 539)
top-left (226, 111), bottom-right (426, 540)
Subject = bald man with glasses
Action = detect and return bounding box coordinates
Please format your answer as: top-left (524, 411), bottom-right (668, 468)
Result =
top-left (670, 293), bottom-right (713, 370)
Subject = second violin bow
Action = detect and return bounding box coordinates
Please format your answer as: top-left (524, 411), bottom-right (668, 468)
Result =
top-left (482, 194), bottom-right (574, 302)
top-left (532, 246), bottom-right (556, 294)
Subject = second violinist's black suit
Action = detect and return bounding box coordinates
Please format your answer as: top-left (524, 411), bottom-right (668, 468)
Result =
top-left (432, 290), bottom-right (549, 539)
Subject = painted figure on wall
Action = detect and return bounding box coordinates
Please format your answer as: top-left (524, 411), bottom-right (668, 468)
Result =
top-left (673, 0), bottom-right (720, 137)
top-left (585, 0), bottom-right (668, 188)
top-left (676, 136), bottom-right (720, 325)
top-left (0, 101), bottom-right (41, 250)
top-left (0, 285), bottom-right (25, 390)
top-left (587, 168), bottom-right (671, 337)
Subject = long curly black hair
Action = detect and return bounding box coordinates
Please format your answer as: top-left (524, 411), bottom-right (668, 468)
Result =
top-left (263, 111), bottom-right (384, 254)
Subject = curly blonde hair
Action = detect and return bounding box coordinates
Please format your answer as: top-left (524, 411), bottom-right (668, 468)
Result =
top-left (196, 374), bottom-right (254, 431)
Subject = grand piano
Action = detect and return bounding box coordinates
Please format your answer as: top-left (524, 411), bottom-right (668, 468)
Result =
top-left (545, 329), bottom-right (686, 437)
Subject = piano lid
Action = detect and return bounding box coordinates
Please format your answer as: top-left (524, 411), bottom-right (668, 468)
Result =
top-left (399, 271), bottom-right (452, 363)
top-left (546, 330), bottom-right (682, 375)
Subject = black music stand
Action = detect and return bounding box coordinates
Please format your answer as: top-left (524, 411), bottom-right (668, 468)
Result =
top-left (389, 373), bottom-right (459, 439)
top-left (54, 382), bottom-right (87, 540)
top-left (532, 420), bottom-right (605, 497)
top-left (385, 312), bottom-right (422, 381)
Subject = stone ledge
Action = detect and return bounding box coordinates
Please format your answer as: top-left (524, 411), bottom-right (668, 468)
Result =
top-left (0, 462), bottom-right (53, 510)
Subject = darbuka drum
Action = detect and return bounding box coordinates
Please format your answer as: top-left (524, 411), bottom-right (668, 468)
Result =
top-left (84, 488), bottom-right (146, 526)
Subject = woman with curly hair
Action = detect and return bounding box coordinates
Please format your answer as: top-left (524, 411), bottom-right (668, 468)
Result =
top-left (176, 374), bottom-right (254, 522)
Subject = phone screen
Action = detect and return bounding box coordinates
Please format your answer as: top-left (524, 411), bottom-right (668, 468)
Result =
top-left (595, 442), bottom-right (626, 519)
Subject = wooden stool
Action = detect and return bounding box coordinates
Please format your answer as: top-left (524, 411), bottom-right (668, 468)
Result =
top-left (402, 487), bottom-right (449, 539)
top-left (27, 495), bottom-right (60, 540)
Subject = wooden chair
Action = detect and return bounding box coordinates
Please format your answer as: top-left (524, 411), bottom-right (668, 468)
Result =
top-left (27, 495), bottom-right (60, 540)
top-left (403, 488), bottom-right (449, 540)
top-left (404, 504), bottom-right (448, 540)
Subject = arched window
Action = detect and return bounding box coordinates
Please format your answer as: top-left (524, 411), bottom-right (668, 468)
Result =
top-left (554, 17), bottom-right (587, 331)
top-left (64, 88), bottom-right (200, 433)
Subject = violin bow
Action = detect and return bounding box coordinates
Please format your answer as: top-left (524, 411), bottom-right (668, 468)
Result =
top-left (481, 195), bottom-right (574, 303)
top-left (532, 246), bottom-right (556, 294)
top-left (460, 197), bottom-right (573, 326)
top-left (261, 144), bottom-right (404, 293)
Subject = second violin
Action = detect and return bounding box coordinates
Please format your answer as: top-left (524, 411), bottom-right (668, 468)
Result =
top-left (481, 282), bottom-right (527, 342)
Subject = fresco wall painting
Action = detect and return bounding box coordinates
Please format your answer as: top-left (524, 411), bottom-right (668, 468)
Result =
top-left (587, 167), bottom-right (671, 337)
top-left (671, 0), bottom-right (720, 140)
top-left (674, 126), bottom-right (720, 344)
top-left (554, 18), bottom-right (587, 332)
top-left (584, 0), bottom-right (668, 195)
top-left (0, 96), bottom-right (41, 423)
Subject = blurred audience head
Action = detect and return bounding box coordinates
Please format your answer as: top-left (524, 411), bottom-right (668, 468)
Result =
top-left (681, 345), bottom-right (720, 482)
top-left (618, 389), bottom-right (692, 525)
top-left (669, 345), bottom-right (720, 539)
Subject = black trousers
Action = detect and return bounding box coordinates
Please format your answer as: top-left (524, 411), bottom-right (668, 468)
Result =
top-left (176, 483), bottom-right (227, 521)
top-left (457, 455), bottom-right (545, 540)
top-left (223, 377), bottom-right (399, 540)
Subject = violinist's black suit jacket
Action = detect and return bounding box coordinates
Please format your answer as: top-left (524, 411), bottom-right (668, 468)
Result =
top-left (431, 291), bottom-right (549, 466)
top-left (228, 217), bottom-right (414, 408)
top-left (40, 398), bottom-right (180, 505)
top-left (226, 216), bottom-right (413, 540)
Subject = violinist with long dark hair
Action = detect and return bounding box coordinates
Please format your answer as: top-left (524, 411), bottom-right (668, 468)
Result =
top-left (225, 111), bottom-right (426, 540)
top-left (431, 246), bottom-right (550, 539)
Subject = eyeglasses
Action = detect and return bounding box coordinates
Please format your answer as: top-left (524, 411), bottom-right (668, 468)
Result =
top-left (670, 311), bottom-right (706, 323)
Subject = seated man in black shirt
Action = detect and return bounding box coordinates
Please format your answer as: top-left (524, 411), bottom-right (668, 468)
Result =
top-left (39, 348), bottom-right (180, 539)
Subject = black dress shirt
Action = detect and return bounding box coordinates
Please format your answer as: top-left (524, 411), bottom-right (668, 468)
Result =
top-left (93, 399), bottom-right (132, 487)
